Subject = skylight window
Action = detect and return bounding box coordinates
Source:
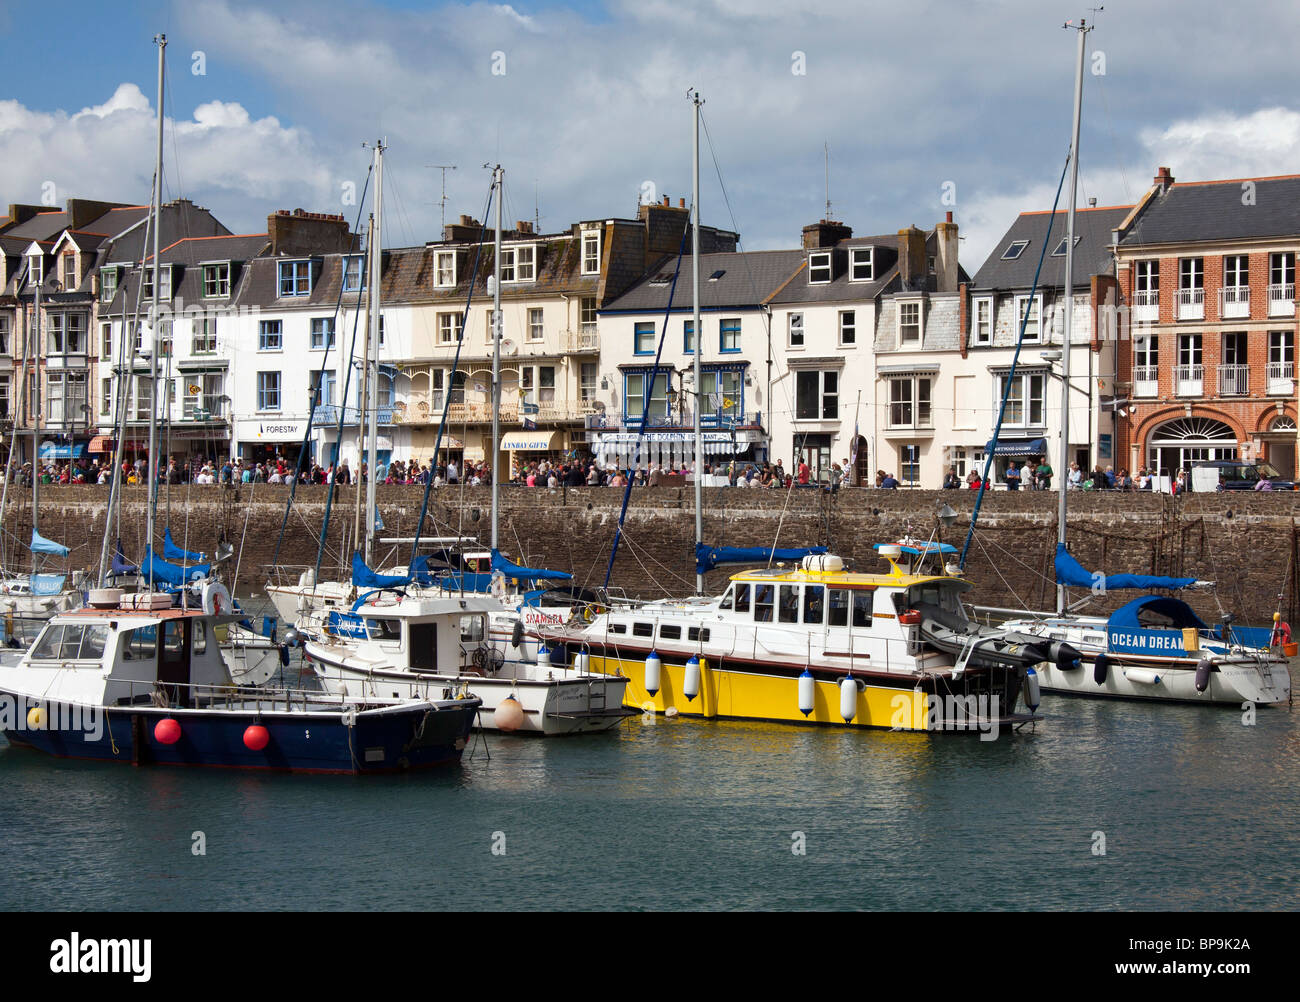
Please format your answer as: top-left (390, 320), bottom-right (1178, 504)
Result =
top-left (708, 269), bottom-right (726, 282)
top-left (1051, 235), bottom-right (1082, 256)
top-left (1002, 240), bottom-right (1029, 260)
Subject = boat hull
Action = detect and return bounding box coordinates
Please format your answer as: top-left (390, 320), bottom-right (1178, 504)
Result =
top-left (0, 694), bottom-right (479, 773)
top-left (307, 651), bottom-right (632, 736)
top-left (1035, 656), bottom-right (1291, 705)
top-left (574, 648), bottom-right (1030, 734)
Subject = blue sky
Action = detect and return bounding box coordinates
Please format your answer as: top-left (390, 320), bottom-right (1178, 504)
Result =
top-left (4, 0), bottom-right (1300, 268)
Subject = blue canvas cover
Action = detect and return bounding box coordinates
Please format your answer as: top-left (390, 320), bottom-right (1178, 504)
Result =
top-left (30, 574), bottom-right (67, 595)
top-left (1055, 543), bottom-right (1195, 591)
top-left (30, 528), bottom-right (69, 558)
top-left (351, 551), bottom-right (409, 590)
top-left (163, 527), bottom-right (204, 562)
top-left (142, 547), bottom-right (210, 587)
top-left (696, 543), bottom-right (829, 575)
top-left (491, 548), bottom-right (572, 582)
top-left (110, 539), bottom-right (138, 577)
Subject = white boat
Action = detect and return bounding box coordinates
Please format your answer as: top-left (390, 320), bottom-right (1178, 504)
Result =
top-left (303, 591), bottom-right (632, 735)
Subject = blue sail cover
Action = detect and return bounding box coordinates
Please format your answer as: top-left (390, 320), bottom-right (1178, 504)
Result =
top-left (351, 551), bottom-right (409, 590)
top-left (163, 527), bottom-right (204, 562)
top-left (30, 574), bottom-right (66, 595)
top-left (491, 548), bottom-right (572, 582)
top-left (1107, 595), bottom-right (1209, 657)
top-left (695, 543), bottom-right (829, 575)
top-left (30, 528), bottom-right (69, 558)
top-left (142, 547), bottom-right (210, 587)
top-left (111, 539), bottom-right (138, 577)
top-left (1055, 543), bottom-right (1196, 591)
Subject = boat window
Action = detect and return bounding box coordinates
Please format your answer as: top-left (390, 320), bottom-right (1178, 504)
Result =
top-left (803, 585), bottom-right (825, 625)
top-left (460, 615), bottom-right (485, 643)
top-left (609, 623), bottom-right (627, 635)
top-left (778, 585), bottom-right (799, 624)
top-left (828, 589), bottom-right (850, 627)
top-left (162, 621), bottom-right (184, 654)
top-left (28, 625), bottom-right (65, 661)
top-left (372, 619), bottom-right (402, 641)
top-left (734, 583), bottom-right (751, 614)
top-left (687, 627), bottom-right (711, 643)
top-left (633, 622), bottom-right (654, 638)
top-left (852, 591), bottom-right (873, 628)
top-left (192, 621), bottom-right (207, 655)
top-left (719, 587), bottom-right (734, 611)
top-left (660, 625), bottom-right (682, 641)
top-left (122, 627), bottom-right (157, 661)
top-left (753, 584), bottom-right (775, 623)
top-left (907, 583), bottom-right (961, 615)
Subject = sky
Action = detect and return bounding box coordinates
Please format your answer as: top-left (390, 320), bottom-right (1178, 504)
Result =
top-left (3, 0), bottom-right (1300, 270)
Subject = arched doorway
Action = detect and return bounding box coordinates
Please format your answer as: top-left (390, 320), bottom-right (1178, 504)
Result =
top-left (851, 435), bottom-right (869, 486)
top-left (1147, 417), bottom-right (1238, 477)
top-left (1264, 416), bottom-right (1296, 478)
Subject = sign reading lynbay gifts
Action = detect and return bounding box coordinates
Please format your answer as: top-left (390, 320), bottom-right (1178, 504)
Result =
top-left (234, 419), bottom-right (309, 443)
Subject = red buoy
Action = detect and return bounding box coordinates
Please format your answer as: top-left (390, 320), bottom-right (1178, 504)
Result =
top-left (243, 725), bottom-right (270, 751)
top-left (154, 718), bottom-right (182, 745)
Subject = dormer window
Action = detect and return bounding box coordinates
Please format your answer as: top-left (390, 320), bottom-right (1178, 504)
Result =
top-left (99, 267), bottom-right (119, 303)
top-left (501, 244), bottom-right (535, 283)
top-left (1001, 240), bottom-right (1028, 260)
top-left (343, 255), bottom-right (364, 293)
top-left (434, 250), bottom-right (457, 289)
top-left (898, 299), bottom-right (923, 345)
top-left (61, 254), bottom-right (77, 290)
top-left (143, 265), bottom-right (172, 301)
top-left (850, 248), bottom-right (874, 281)
top-left (809, 252), bottom-right (832, 284)
top-left (26, 254), bottom-right (44, 287)
top-left (202, 262), bottom-right (231, 298)
top-left (278, 259), bottom-right (311, 297)
top-left (582, 230), bottom-right (601, 275)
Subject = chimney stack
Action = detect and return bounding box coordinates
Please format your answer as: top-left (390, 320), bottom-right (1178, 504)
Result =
top-left (935, 217), bottom-right (959, 293)
top-left (897, 225), bottom-right (926, 287)
top-left (801, 219), bottom-right (852, 250)
top-left (1154, 166), bottom-right (1175, 193)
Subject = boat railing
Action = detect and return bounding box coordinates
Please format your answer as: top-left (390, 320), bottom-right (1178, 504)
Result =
top-left (969, 605), bottom-right (1056, 626)
top-left (112, 675), bottom-right (365, 713)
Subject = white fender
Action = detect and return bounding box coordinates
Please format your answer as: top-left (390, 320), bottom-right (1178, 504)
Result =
top-left (683, 656), bottom-right (701, 702)
top-left (839, 676), bottom-right (858, 722)
top-left (798, 669), bottom-right (816, 717)
top-left (202, 581), bottom-right (232, 616)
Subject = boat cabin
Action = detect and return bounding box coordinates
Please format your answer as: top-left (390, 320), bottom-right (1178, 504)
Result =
top-left (324, 595), bottom-right (497, 672)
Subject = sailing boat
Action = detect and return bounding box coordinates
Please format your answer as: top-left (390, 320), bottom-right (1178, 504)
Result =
top-left (989, 20), bottom-right (1290, 706)
top-left (303, 165), bottom-right (633, 734)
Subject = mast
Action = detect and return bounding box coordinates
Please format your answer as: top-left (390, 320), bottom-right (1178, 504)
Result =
top-left (491, 165), bottom-right (503, 556)
top-left (31, 268), bottom-right (41, 575)
top-left (145, 32), bottom-right (166, 589)
top-left (364, 140), bottom-right (384, 567)
top-left (356, 213), bottom-right (373, 566)
top-left (691, 90), bottom-right (704, 595)
top-left (1057, 17), bottom-right (1089, 615)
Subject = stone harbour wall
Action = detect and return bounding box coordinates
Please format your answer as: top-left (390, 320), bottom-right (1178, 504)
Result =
top-left (8, 484), bottom-right (1300, 627)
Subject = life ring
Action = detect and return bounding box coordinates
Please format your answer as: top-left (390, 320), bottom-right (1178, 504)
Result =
top-left (201, 581), bottom-right (232, 616)
top-left (1273, 620), bottom-right (1292, 646)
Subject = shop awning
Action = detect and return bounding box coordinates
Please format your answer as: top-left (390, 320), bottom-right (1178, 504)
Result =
top-left (38, 441), bottom-right (85, 459)
top-left (501, 430), bottom-right (559, 451)
top-left (88, 435), bottom-right (115, 453)
top-left (984, 437), bottom-right (1048, 457)
top-left (592, 431), bottom-right (751, 469)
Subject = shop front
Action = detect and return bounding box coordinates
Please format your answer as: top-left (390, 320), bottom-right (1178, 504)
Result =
top-left (235, 418), bottom-right (313, 468)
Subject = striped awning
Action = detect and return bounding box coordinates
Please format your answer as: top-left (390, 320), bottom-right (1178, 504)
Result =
top-left (592, 431), bottom-right (740, 469)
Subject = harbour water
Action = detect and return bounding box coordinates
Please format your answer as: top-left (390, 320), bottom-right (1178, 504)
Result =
top-left (1, 658), bottom-right (1295, 911)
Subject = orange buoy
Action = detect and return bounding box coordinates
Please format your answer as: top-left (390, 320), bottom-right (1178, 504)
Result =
top-left (154, 718), bottom-right (182, 745)
top-left (494, 695), bottom-right (525, 732)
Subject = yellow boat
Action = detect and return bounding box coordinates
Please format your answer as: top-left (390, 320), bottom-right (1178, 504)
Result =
top-left (537, 542), bottom-right (1053, 735)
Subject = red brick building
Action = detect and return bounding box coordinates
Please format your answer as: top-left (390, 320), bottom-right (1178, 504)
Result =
top-left (1113, 168), bottom-right (1299, 479)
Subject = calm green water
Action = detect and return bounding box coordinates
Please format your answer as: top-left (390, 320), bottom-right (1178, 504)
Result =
top-left (1, 664), bottom-right (1295, 911)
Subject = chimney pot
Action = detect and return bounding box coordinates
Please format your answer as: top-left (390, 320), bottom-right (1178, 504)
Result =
top-left (678, 198), bottom-right (685, 208)
top-left (663, 196), bottom-right (670, 207)
top-left (946, 211), bottom-right (953, 223)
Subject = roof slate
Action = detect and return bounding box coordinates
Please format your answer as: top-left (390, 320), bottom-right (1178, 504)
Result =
top-left (972, 205), bottom-right (1132, 290)
top-left (1118, 175), bottom-right (1300, 247)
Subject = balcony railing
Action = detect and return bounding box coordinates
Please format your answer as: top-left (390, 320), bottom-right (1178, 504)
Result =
top-left (1132, 365), bottom-right (1159, 397)
top-left (1219, 285), bottom-right (1250, 319)
top-left (1269, 283), bottom-right (1295, 317)
top-left (1131, 289), bottom-right (1159, 323)
top-left (1267, 361), bottom-right (1295, 395)
top-left (1218, 364), bottom-right (1250, 396)
top-left (562, 327), bottom-right (600, 353)
top-left (1176, 288), bottom-right (1205, 320)
top-left (312, 404), bottom-right (395, 426)
top-left (1175, 363), bottom-right (1203, 396)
